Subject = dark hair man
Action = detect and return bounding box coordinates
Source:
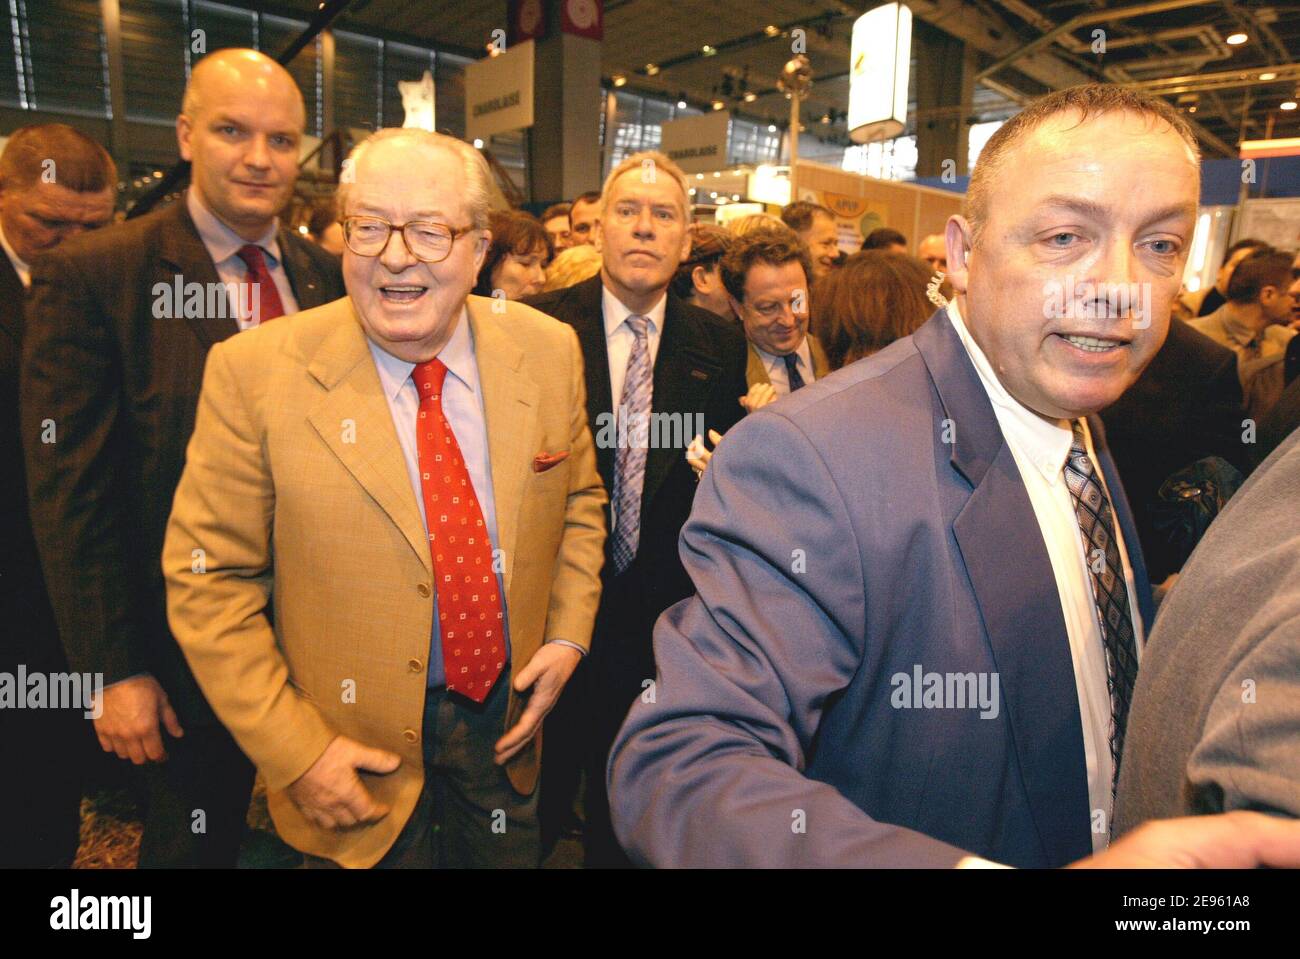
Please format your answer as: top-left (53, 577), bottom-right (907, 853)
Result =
top-left (0, 123), bottom-right (116, 867)
top-left (720, 230), bottom-right (828, 412)
top-left (781, 200), bottom-right (840, 280)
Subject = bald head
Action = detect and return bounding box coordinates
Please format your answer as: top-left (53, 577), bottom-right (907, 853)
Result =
top-left (177, 49), bottom-right (306, 241)
top-left (917, 234), bottom-right (946, 272)
top-left (181, 49), bottom-right (305, 127)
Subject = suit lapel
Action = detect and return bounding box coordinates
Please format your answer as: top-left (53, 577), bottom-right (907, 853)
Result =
top-left (914, 309), bottom-right (1092, 866)
top-left (808, 333), bottom-right (831, 380)
top-left (569, 277), bottom-right (614, 489)
top-left (154, 199), bottom-right (235, 348)
top-left (746, 344), bottom-right (770, 387)
top-left (467, 299), bottom-right (539, 596)
top-left (305, 302), bottom-right (431, 574)
top-left (278, 230), bottom-right (329, 309)
top-left (642, 294), bottom-right (717, 512)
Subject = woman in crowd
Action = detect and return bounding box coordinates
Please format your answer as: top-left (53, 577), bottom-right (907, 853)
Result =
top-left (812, 250), bottom-right (934, 371)
top-left (473, 209), bottom-right (552, 300)
top-left (543, 242), bottom-right (602, 292)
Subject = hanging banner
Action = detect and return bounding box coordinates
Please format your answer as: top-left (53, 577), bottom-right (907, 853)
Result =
top-left (659, 111), bottom-right (731, 174)
top-left (465, 40), bottom-right (536, 141)
top-left (561, 0), bottom-right (603, 40)
top-left (508, 0), bottom-right (549, 45)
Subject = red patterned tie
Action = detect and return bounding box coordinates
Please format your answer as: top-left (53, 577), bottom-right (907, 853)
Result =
top-left (236, 244), bottom-right (286, 323)
top-left (413, 358), bottom-right (505, 703)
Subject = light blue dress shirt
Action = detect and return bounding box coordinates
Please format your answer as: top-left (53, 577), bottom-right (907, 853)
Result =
top-left (368, 310), bottom-right (507, 687)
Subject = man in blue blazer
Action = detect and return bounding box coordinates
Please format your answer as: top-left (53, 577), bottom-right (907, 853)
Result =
top-left (607, 84), bottom-right (1300, 868)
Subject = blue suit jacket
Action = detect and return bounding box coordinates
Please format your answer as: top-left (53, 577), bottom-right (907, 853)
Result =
top-left (607, 308), bottom-right (1155, 868)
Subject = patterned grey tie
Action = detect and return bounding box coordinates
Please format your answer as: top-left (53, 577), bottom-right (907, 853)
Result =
top-left (611, 314), bottom-right (652, 575)
top-left (1063, 420), bottom-right (1139, 793)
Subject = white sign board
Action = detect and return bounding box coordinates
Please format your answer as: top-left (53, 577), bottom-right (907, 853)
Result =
top-left (659, 111), bottom-right (732, 174)
top-left (465, 40), bottom-right (535, 141)
top-left (848, 3), bottom-right (911, 144)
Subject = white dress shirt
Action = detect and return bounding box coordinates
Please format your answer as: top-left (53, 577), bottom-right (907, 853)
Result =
top-left (187, 189), bottom-right (298, 329)
top-left (754, 337), bottom-right (816, 395)
top-left (947, 298), bottom-right (1145, 854)
top-left (0, 222), bottom-right (31, 288)
top-left (602, 284), bottom-right (667, 409)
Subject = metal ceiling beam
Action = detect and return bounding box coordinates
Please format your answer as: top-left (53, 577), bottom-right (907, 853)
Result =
top-left (975, 0), bottom-right (1216, 82)
top-left (1121, 62), bottom-right (1300, 95)
top-left (908, 0), bottom-right (1096, 93)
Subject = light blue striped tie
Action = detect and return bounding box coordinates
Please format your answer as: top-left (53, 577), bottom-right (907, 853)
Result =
top-left (612, 314), bottom-right (652, 575)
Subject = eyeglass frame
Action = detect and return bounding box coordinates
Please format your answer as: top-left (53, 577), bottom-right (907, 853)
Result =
top-left (339, 214), bottom-right (478, 264)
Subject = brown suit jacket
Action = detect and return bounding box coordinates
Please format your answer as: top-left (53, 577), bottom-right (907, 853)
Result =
top-left (162, 294), bottom-right (606, 867)
top-left (21, 196), bottom-right (342, 724)
top-left (745, 334), bottom-right (830, 389)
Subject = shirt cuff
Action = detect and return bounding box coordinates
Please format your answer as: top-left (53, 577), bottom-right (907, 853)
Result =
top-left (545, 639), bottom-right (587, 657)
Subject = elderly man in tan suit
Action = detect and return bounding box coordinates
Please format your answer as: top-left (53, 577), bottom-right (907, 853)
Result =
top-left (163, 128), bottom-right (606, 868)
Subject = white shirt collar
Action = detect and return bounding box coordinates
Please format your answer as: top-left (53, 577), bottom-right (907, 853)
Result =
top-left (186, 189), bottom-right (282, 266)
top-left (0, 222), bottom-right (31, 287)
top-left (368, 305), bottom-right (477, 402)
top-left (602, 283), bottom-right (667, 339)
top-left (755, 335), bottom-right (812, 374)
top-left (946, 298), bottom-right (1076, 484)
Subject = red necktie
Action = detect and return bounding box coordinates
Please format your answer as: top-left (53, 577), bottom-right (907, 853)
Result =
top-left (413, 358), bottom-right (505, 702)
top-left (236, 244), bottom-right (286, 323)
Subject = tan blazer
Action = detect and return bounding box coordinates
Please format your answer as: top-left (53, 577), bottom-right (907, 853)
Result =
top-left (162, 294), bottom-right (606, 867)
top-left (745, 333), bottom-right (831, 389)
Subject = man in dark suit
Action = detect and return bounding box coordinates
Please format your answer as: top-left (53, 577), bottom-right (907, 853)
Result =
top-left (0, 124), bottom-right (116, 867)
top-left (608, 85), bottom-right (1299, 868)
top-left (21, 49), bottom-right (343, 867)
top-left (1115, 427), bottom-right (1300, 835)
top-left (526, 150), bottom-right (748, 866)
top-left (1099, 319), bottom-right (1248, 583)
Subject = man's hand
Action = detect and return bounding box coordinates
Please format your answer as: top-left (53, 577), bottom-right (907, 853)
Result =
top-left (494, 643), bottom-right (583, 765)
top-left (686, 429), bottom-right (724, 478)
top-left (740, 383), bottom-right (777, 414)
top-left (286, 735), bottom-right (402, 830)
top-left (93, 675), bottom-right (184, 764)
top-left (1072, 811), bottom-right (1300, 868)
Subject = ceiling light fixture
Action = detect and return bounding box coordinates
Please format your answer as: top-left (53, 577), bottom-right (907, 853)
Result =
top-left (1226, 32), bottom-right (1248, 45)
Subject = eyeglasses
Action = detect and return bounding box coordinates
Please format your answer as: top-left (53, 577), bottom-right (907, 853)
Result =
top-left (341, 215), bottom-right (475, 263)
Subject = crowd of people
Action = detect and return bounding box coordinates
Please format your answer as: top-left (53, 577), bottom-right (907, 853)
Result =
top-left (2, 47), bottom-right (1299, 871)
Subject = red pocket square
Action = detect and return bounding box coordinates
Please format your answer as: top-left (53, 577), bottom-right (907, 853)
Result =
top-left (533, 450), bottom-right (570, 472)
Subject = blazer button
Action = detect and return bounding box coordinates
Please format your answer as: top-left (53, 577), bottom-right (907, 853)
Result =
top-left (402, 728), bottom-right (419, 744)
top-left (417, 583), bottom-right (431, 598)
top-left (408, 658), bottom-right (423, 672)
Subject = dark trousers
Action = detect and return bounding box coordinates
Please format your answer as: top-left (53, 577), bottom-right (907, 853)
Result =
top-left (306, 677), bottom-right (539, 868)
top-left (137, 721), bottom-right (256, 868)
top-left (538, 657), bottom-right (587, 854)
top-left (0, 607), bottom-right (91, 868)
top-left (0, 701), bottom-right (90, 867)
